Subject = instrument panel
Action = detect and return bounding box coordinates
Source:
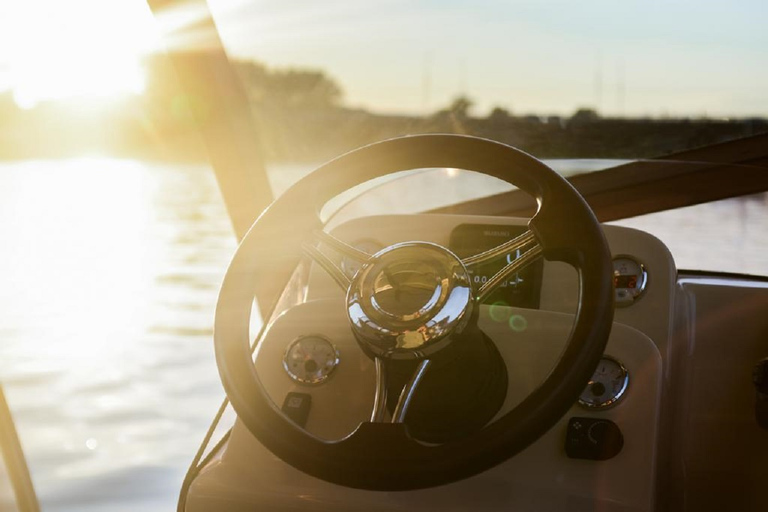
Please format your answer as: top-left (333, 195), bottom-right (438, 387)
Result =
top-left (193, 214), bottom-right (676, 512)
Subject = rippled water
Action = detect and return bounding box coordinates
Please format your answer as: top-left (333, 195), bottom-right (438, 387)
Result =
top-left (0, 158), bottom-right (235, 511)
top-left (1, 157), bottom-right (766, 511)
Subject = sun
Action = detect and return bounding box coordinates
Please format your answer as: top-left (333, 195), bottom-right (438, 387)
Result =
top-left (0, 0), bottom-right (159, 109)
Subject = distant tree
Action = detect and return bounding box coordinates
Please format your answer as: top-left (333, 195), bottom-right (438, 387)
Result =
top-left (447, 95), bottom-right (474, 118)
top-left (488, 106), bottom-right (511, 121)
top-left (570, 107), bottom-right (600, 123)
top-left (272, 69), bottom-right (343, 107)
top-left (235, 60), bottom-right (269, 101)
top-left (234, 60), bottom-right (343, 108)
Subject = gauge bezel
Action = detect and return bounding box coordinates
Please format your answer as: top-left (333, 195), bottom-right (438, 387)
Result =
top-left (612, 254), bottom-right (648, 308)
top-left (282, 335), bottom-right (341, 386)
top-left (577, 355), bottom-right (629, 410)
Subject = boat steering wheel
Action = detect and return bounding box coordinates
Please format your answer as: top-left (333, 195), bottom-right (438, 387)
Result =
top-left (214, 134), bottom-right (614, 491)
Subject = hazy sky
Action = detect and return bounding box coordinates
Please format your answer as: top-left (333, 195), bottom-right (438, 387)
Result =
top-left (1, 0), bottom-right (766, 117)
top-left (210, 0), bottom-right (768, 117)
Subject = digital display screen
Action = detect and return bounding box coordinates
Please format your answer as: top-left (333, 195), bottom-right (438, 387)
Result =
top-left (449, 224), bottom-right (543, 308)
top-left (614, 275), bottom-right (637, 289)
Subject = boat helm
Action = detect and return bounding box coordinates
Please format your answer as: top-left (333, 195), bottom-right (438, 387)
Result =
top-left (214, 134), bottom-right (614, 490)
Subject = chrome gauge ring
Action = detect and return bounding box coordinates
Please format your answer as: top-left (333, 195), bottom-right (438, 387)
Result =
top-left (612, 255), bottom-right (648, 307)
top-left (578, 355), bottom-right (629, 409)
top-left (283, 335), bottom-right (340, 385)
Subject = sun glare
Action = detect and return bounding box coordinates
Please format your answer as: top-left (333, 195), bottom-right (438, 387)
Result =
top-left (0, 1), bottom-right (159, 109)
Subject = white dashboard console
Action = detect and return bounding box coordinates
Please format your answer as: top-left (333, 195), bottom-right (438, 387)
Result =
top-left (186, 215), bottom-right (676, 512)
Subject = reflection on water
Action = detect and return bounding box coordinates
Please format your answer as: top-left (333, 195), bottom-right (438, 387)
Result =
top-left (1, 157), bottom-right (767, 511)
top-left (0, 158), bottom-right (235, 511)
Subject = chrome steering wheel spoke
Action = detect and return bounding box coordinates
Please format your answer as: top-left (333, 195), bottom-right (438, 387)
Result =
top-left (462, 229), bottom-right (536, 268)
top-left (370, 357), bottom-right (389, 422)
top-left (300, 242), bottom-right (350, 291)
top-left (370, 356), bottom-right (433, 424)
top-left (476, 243), bottom-right (543, 302)
top-left (391, 360), bottom-right (432, 424)
top-left (300, 229), bottom-right (376, 292)
top-left (311, 229), bottom-right (371, 262)
top-left (460, 229), bottom-right (543, 303)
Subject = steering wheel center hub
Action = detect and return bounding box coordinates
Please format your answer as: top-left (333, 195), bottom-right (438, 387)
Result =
top-left (370, 259), bottom-right (443, 319)
top-left (346, 242), bottom-right (473, 359)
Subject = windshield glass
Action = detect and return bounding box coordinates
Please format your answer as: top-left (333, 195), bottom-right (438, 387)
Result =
top-left (1, 1), bottom-right (767, 511)
top-left (212, 0), bottom-right (768, 279)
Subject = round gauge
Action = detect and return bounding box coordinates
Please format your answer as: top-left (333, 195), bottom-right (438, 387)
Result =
top-left (341, 239), bottom-right (382, 279)
top-left (578, 356), bottom-right (629, 409)
top-left (612, 255), bottom-right (648, 307)
top-left (283, 336), bottom-right (340, 385)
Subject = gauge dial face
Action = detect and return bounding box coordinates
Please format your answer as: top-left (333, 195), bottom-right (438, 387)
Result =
top-left (341, 239), bottom-right (382, 279)
top-left (283, 336), bottom-right (340, 385)
top-left (578, 356), bottom-right (629, 409)
top-left (612, 256), bottom-right (648, 307)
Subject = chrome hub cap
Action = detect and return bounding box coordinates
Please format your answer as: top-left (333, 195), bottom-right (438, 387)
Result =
top-left (346, 242), bottom-right (474, 359)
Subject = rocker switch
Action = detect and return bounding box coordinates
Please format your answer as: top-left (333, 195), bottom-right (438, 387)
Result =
top-left (565, 417), bottom-right (623, 461)
top-left (281, 392), bottom-right (312, 428)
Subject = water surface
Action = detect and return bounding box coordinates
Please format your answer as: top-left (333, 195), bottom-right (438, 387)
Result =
top-left (0, 158), bottom-right (234, 511)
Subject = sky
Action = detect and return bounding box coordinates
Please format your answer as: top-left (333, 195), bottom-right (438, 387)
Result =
top-left (1, 0), bottom-right (766, 117)
top-left (0, 1), bottom-right (155, 108)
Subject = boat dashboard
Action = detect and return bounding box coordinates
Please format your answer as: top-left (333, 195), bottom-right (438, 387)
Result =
top-left (186, 213), bottom-right (689, 512)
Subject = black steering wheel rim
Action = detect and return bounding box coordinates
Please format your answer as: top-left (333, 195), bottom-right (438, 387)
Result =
top-left (214, 134), bottom-right (614, 491)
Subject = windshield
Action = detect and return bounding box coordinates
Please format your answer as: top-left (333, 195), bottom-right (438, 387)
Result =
top-left (1, 1), bottom-right (767, 511)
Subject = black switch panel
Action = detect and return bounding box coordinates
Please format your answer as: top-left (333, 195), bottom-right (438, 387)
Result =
top-left (565, 417), bottom-right (623, 461)
top-left (281, 392), bottom-right (312, 428)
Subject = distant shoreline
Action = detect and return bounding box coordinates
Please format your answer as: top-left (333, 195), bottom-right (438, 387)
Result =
top-left (3, 55), bottom-right (766, 164)
top-left (1, 101), bottom-right (766, 164)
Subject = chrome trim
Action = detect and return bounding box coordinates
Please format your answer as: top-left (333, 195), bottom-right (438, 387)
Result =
top-left (370, 357), bottom-right (389, 422)
top-left (392, 360), bottom-right (432, 423)
top-left (282, 335), bottom-right (341, 386)
top-left (476, 244), bottom-right (543, 302)
top-left (301, 242), bottom-right (350, 291)
top-left (312, 229), bottom-right (371, 262)
top-left (612, 254), bottom-right (649, 308)
top-left (347, 242), bottom-right (474, 360)
top-left (577, 355), bottom-right (629, 410)
top-left (462, 230), bottom-right (536, 268)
